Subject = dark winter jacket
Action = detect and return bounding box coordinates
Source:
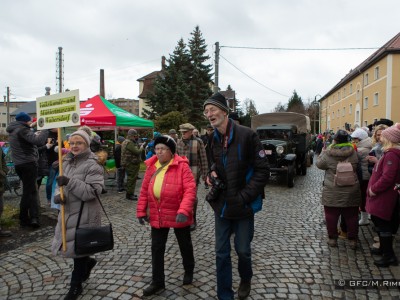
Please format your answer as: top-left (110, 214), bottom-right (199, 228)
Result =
top-left (6, 121), bottom-right (49, 166)
top-left (366, 147), bottom-right (400, 221)
top-left (208, 120), bottom-right (269, 219)
top-left (114, 144), bottom-right (122, 168)
top-left (37, 145), bottom-right (49, 177)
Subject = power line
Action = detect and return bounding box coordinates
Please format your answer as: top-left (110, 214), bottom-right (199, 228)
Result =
top-left (219, 54), bottom-right (290, 98)
top-left (220, 46), bottom-right (379, 51)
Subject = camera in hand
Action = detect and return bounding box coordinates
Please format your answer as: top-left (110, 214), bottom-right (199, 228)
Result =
top-left (206, 175), bottom-right (226, 203)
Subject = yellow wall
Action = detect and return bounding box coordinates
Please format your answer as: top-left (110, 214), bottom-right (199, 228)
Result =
top-left (320, 54), bottom-right (399, 132)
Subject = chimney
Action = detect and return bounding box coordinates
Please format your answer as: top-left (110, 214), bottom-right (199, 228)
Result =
top-left (45, 87), bottom-right (51, 95)
top-left (161, 56), bottom-right (166, 70)
top-left (100, 69), bottom-right (105, 97)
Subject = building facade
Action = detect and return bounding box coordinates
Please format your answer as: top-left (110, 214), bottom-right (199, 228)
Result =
top-left (320, 32), bottom-right (400, 132)
top-left (108, 98), bottom-right (139, 116)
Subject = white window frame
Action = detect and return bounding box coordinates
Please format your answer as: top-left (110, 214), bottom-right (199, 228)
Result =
top-left (364, 73), bottom-right (369, 86)
top-left (374, 66), bottom-right (379, 80)
top-left (364, 97), bottom-right (368, 109)
top-left (374, 93), bottom-right (379, 106)
top-left (350, 83), bottom-right (353, 94)
top-left (349, 104), bottom-right (353, 114)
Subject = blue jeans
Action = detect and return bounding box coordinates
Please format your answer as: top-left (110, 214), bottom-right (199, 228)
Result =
top-left (46, 166), bottom-right (56, 202)
top-left (214, 214), bottom-right (254, 300)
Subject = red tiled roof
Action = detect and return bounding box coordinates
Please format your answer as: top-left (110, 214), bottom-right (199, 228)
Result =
top-left (322, 32), bottom-right (400, 99)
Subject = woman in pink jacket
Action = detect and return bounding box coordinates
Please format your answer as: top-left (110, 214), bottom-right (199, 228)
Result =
top-left (366, 123), bottom-right (400, 267)
top-left (136, 135), bottom-right (196, 296)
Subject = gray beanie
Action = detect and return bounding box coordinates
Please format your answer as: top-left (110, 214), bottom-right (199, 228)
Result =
top-left (70, 130), bottom-right (91, 146)
top-left (203, 92), bottom-right (229, 113)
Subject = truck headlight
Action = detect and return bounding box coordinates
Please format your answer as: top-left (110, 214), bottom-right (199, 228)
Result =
top-left (276, 146), bottom-right (284, 154)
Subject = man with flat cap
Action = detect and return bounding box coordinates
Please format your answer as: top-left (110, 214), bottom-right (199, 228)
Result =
top-left (203, 92), bottom-right (269, 300)
top-left (121, 129), bottom-right (143, 200)
top-left (168, 129), bottom-right (178, 142)
top-left (176, 123), bottom-right (208, 231)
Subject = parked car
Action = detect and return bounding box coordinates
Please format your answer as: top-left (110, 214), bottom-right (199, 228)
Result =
top-left (251, 112), bottom-right (312, 188)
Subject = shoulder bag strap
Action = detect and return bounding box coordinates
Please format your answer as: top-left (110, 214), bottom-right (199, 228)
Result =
top-left (76, 187), bottom-right (111, 229)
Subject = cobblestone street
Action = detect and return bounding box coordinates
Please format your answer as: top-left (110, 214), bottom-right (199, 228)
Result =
top-left (1, 163), bottom-right (400, 299)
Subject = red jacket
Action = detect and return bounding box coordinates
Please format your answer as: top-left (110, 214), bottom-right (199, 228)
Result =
top-left (366, 148), bottom-right (400, 221)
top-left (136, 154), bottom-right (196, 228)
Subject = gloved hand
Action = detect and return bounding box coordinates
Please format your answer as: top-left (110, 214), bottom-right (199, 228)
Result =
top-left (138, 216), bottom-right (149, 225)
top-left (54, 194), bottom-right (66, 204)
top-left (56, 175), bottom-right (70, 186)
top-left (176, 213), bottom-right (188, 223)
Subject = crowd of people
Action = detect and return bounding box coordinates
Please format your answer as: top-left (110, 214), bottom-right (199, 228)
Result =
top-left (1, 95), bottom-right (399, 300)
top-left (316, 118), bottom-right (400, 269)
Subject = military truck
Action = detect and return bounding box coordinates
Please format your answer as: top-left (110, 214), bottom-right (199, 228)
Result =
top-left (251, 112), bottom-right (312, 188)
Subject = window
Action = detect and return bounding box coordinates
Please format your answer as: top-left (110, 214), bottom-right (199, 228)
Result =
top-left (364, 121), bottom-right (368, 127)
top-left (374, 66), bottom-right (379, 80)
top-left (374, 93), bottom-right (379, 105)
top-left (356, 89), bottom-right (360, 101)
top-left (350, 83), bottom-right (353, 94)
top-left (338, 109), bottom-right (340, 117)
top-left (343, 87), bottom-right (346, 97)
top-left (332, 112), bottom-right (335, 119)
top-left (342, 107), bottom-right (346, 116)
top-left (1, 123), bottom-right (5, 127)
top-left (338, 91), bottom-right (341, 100)
top-left (356, 111), bottom-right (360, 122)
top-left (364, 73), bottom-right (369, 86)
top-left (364, 97), bottom-right (368, 109)
top-left (349, 104), bottom-right (353, 114)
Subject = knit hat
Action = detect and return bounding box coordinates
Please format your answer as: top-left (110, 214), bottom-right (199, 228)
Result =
top-left (381, 123), bottom-right (400, 143)
top-left (179, 123), bottom-right (195, 132)
top-left (154, 135), bottom-right (176, 154)
top-left (153, 131), bottom-right (161, 138)
top-left (168, 129), bottom-right (177, 135)
top-left (15, 112), bottom-right (32, 122)
top-left (203, 92), bottom-right (229, 113)
top-left (351, 128), bottom-right (368, 140)
top-left (70, 129), bottom-right (91, 146)
top-left (128, 129), bottom-right (138, 136)
top-left (78, 125), bottom-right (94, 139)
top-left (117, 136), bottom-right (125, 143)
top-left (333, 129), bottom-right (349, 144)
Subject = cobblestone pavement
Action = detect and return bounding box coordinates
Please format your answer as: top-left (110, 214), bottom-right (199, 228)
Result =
top-left (1, 163), bottom-right (400, 299)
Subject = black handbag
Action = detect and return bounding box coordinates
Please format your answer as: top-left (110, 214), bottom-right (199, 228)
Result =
top-left (74, 190), bottom-right (114, 255)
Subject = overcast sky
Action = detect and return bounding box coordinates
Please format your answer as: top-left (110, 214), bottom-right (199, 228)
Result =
top-left (1, 0), bottom-right (399, 114)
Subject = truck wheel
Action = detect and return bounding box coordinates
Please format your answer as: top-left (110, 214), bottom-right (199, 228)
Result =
top-left (287, 165), bottom-right (295, 188)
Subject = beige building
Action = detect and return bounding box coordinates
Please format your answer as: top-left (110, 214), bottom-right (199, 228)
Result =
top-left (0, 101), bottom-right (28, 135)
top-left (320, 32), bottom-right (400, 132)
top-left (108, 98), bottom-right (139, 116)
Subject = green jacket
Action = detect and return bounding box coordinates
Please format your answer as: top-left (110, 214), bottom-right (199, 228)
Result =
top-left (121, 139), bottom-right (142, 167)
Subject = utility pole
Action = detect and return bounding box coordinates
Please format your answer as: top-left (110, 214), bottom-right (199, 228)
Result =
top-left (214, 42), bottom-right (220, 93)
top-left (6, 87), bottom-right (10, 126)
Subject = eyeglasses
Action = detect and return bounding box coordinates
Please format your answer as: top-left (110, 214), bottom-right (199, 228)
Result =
top-left (155, 147), bottom-right (170, 152)
top-left (203, 107), bottom-right (219, 116)
top-left (69, 141), bottom-right (85, 146)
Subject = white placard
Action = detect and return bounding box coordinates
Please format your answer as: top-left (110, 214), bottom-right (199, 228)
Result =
top-left (36, 89), bottom-right (80, 130)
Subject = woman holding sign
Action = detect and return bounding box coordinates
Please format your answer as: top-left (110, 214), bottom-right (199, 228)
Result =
top-left (51, 128), bottom-right (105, 300)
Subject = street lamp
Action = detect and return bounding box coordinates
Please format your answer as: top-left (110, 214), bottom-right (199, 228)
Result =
top-left (313, 94), bottom-right (322, 134)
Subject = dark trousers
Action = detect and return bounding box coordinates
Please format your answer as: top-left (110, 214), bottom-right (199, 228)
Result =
top-left (125, 164), bottom-right (140, 195)
top-left (71, 256), bottom-right (89, 285)
top-left (360, 180), bottom-right (369, 212)
top-left (151, 226), bottom-right (194, 285)
top-left (15, 162), bottom-right (39, 223)
top-left (116, 167), bottom-right (125, 191)
top-left (46, 166), bottom-right (56, 201)
top-left (324, 206), bottom-right (359, 240)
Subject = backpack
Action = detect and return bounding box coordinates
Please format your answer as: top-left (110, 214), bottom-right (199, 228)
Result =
top-left (334, 160), bottom-right (356, 187)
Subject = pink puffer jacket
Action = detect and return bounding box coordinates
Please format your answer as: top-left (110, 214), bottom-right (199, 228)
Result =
top-left (136, 154), bottom-right (196, 228)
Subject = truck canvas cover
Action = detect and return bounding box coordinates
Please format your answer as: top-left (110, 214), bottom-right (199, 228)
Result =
top-left (251, 112), bottom-right (311, 134)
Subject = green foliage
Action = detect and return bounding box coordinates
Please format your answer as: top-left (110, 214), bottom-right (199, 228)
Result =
top-left (287, 90), bottom-right (305, 113)
top-left (154, 111), bottom-right (187, 133)
top-left (273, 102), bottom-right (287, 112)
top-left (145, 26), bottom-right (212, 129)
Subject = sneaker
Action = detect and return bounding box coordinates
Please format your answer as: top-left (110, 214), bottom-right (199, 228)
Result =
top-left (373, 236), bottom-right (379, 242)
top-left (238, 280), bottom-right (251, 299)
top-left (64, 284), bottom-right (83, 300)
top-left (118, 189), bottom-right (125, 194)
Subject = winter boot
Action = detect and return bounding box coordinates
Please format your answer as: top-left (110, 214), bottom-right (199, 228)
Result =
top-left (374, 233), bottom-right (398, 267)
top-left (359, 212), bottom-right (370, 226)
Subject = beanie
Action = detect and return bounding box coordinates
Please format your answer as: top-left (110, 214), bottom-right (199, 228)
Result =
top-left (128, 129), bottom-right (138, 136)
top-left (15, 112), bottom-right (32, 122)
top-left (351, 128), bottom-right (368, 140)
top-left (117, 136), bottom-right (125, 143)
top-left (78, 125), bottom-right (94, 140)
top-left (203, 92), bottom-right (229, 113)
top-left (154, 135), bottom-right (176, 154)
top-left (70, 130), bottom-right (91, 146)
top-left (381, 123), bottom-right (400, 143)
top-left (333, 129), bottom-right (349, 144)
